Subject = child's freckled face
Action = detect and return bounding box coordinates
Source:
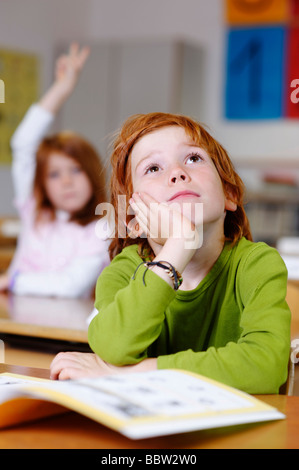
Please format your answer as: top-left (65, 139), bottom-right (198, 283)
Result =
top-left (130, 126), bottom-right (236, 226)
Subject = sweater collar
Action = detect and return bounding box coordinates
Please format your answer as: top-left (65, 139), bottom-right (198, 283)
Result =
top-left (176, 242), bottom-right (233, 298)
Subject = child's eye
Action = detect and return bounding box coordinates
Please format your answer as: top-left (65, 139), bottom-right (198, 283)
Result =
top-left (186, 153), bottom-right (203, 164)
top-left (47, 171), bottom-right (59, 179)
top-left (71, 166), bottom-right (82, 174)
top-left (145, 164), bottom-right (160, 174)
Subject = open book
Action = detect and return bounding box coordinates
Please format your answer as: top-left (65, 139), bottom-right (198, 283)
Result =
top-left (0, 369), bottom-right (284, 439)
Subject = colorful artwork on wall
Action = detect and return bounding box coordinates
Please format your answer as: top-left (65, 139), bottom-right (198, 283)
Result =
top-left (0, 49), bottom-right (39, 164)
top-left (226, 0), bottom-right (289, 25)
top-left (225, 0), bottom-right (299, 119)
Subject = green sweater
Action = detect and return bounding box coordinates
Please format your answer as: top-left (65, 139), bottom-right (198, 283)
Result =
top-left (88, 238), bottom-right (291, 394)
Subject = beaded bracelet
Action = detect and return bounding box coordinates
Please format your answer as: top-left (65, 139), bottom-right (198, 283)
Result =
top-left (133, 260), bottom-right (183, 290)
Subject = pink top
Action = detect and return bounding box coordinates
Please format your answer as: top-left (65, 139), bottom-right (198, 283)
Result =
top-left (9, 104), bottom-right (110, 298)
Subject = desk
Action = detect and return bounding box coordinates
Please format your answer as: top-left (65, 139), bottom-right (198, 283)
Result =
top-left (0, 293), bottom-right (93, 343)
top-left (0, 217), bottom-right (18, 272)
top-left (0, 294), bottom-right (94, 368)
top-left (0, 364), bottom-right (299, 449)
top-left (0, 217), bottom-right (19, 245)
top-left (0, 247), bottom-right (15, 272)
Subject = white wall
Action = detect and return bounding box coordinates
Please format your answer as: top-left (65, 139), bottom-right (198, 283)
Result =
top-left (0, 0), bottom-right (91, 214)
top-left (0, 0), bottom-right (298, 215)
top-left (87, 0), bottom-right (299, 163)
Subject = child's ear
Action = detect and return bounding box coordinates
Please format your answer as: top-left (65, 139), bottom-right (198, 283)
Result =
top-left (225, 192), bottom-right (237, 212)
top-left (225, 199), bottom-right (237, 212)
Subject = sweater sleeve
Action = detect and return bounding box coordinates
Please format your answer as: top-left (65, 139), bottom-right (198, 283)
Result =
top-left (158, 245), bottom-right (291, 394)
top-left (11, 252), bottom-right (107, 299)
top-left (11, 222), bottom-right (110, 298)
top-left (10, 104), bottom-right (54, 208)
top-left (88, 251), bottom-right (176, 364)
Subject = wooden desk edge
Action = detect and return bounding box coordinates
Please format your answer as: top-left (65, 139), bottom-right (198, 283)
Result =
top-left (0, 363), bottom-right (50, 379)
top-left (0, 320), bottom-right (88, 343)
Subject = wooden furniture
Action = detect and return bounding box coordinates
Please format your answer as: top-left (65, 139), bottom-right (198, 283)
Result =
top-left (0, 293), bottom-right (94, 368)
top-left (0, 217), bottom-right (18, 272)
top-left (0, 363), bottom-right (298, 449)
top-left (0, 247), bottom-right (15, 272)
top-left (244, 189), bottom-right (299, 246)
top-left (0, 217), bottom-right (19, 246)
top-left (287, 281), bottom-right (299, 339)
top-left (280, 282), bottom-right (299, 395)
top-left (0, 293), bottom-right (93, 343)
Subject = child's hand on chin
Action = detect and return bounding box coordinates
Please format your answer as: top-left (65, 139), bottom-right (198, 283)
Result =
top-left (129, 192), bottom-right (198, 248)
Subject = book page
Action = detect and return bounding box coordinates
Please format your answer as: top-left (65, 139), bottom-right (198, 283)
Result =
top-left (0, 370), bottom-right (285, 439)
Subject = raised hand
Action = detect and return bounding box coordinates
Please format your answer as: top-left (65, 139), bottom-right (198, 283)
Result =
top-left (39, 43), bottom-right (90, 114)
top-left (54, 43), bottom-right (90, 96)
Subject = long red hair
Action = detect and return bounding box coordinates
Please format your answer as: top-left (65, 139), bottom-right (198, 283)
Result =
top-left (34, 131), bottom-right (107, 226)
top-left (108, 112), bottom-right (252, 260)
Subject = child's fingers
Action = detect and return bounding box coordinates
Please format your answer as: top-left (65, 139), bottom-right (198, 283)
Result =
top-left (133, 216), bottom-right (148, 236)
top-left (69, 42), bottom-right (79, 57)
top-left (50, 351), bottom-right (75, 379)
top-left (131, 192), bottom-right (161, 218)
top-left (127, 208), bottom-right (148, 237)
top-left (137, 191), bottom-right (156, 204)
top-left (134, 192), bottom-right (169, 221)
top-left (129, 200), bottom-right (148, 226)
top-left (50, 351), bottom-right (95, 380)
top-left (55, 366), bottom-right (80, 381)
top-left (129, 196), bottom-right (150, 224)
top-left (67, 43), bottom-right (90, 71)
top-left (77, 47), bottom-right (90, 67)
top-left (55, 55), bottom-right (67, 76)
top-left (130, 192), bottom-right (172, 239)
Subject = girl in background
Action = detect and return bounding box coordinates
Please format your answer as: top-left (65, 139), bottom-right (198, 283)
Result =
top-left (50, 112), bottom-right (291, 394)
top-left (0, 44), bottom-right (109, 298)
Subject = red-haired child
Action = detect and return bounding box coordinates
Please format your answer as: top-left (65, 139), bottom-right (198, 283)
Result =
top-left (50, 112), bottom-right (290, 393)
top-left (0, 44), bottom-right (109, 298)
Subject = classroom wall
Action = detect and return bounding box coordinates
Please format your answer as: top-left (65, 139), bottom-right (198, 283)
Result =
top-left (0, 0), bottom-right (298, 215)
top-left (0, 0), bottom-right (90, 214)
top-left (86, 0), bottom-right (299, 163)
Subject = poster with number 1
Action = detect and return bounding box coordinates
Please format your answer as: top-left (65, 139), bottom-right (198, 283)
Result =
top-left (225, 0), bottom-right (299, 120)
top-left (225, 27), bottom-right (286, 119)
